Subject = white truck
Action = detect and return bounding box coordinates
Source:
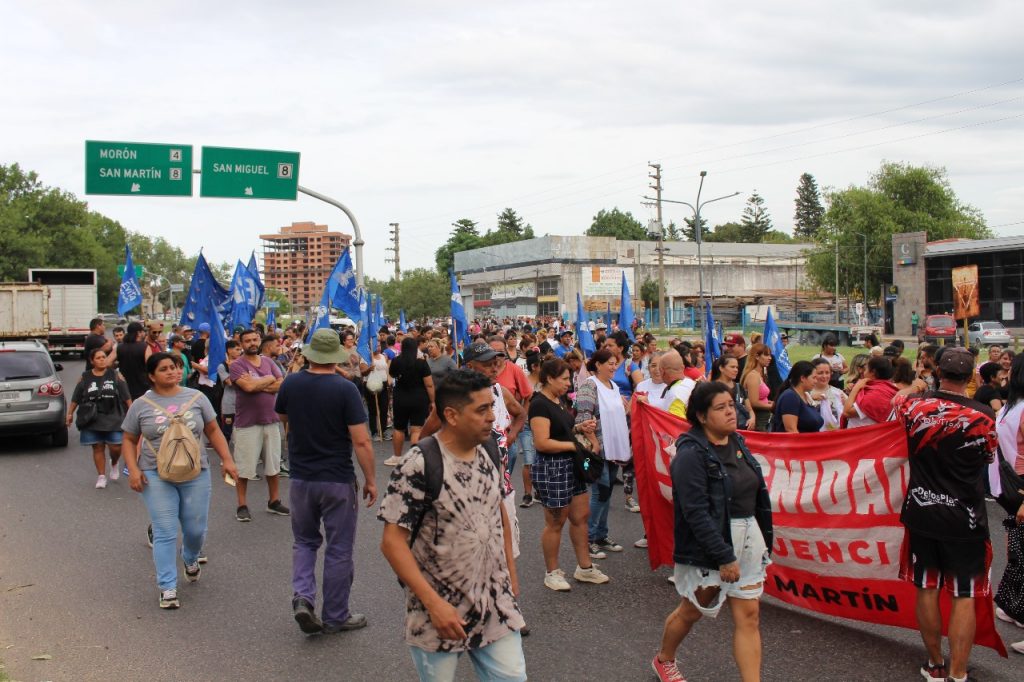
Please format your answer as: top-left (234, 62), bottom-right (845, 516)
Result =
top-left (0, 283), bottom-right (50, 341)
top-left (27, 269), bottom-right (98, 356)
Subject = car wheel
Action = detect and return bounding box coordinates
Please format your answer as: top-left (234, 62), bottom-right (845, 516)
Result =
top-left (52, 425), bottom-right (69, 447)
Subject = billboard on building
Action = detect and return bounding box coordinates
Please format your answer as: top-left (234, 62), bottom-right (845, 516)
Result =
top-left (491, 281), bottom-right (536, 302)
top-left (951, 265), bottom-right (980, 320)
top-left (581, 266), bottom-right (635, 296)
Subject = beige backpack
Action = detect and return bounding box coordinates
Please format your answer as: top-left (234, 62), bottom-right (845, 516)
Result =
top-left (140, 392), bottom-right (204, 483)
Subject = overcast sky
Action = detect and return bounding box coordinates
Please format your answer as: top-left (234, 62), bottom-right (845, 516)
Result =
top-left (4, 1), bottom-right (1023, 281)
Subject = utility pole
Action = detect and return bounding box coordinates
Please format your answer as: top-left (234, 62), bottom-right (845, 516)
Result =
top-left (649, 162), bottom-right (664, 327)
top-left (834, 238), bottom-right (840, 323)
top-left (386, 222), bottom-right (401, 281)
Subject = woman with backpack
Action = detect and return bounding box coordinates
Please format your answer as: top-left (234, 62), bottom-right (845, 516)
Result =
top-left (66, 347), bottom-right (132, 489)
top-left (121, 352), bottom-right (239, 610)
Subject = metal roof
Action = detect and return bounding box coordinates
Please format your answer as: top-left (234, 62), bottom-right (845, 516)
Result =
top-left (925, 234), bottom-right (1024, 258)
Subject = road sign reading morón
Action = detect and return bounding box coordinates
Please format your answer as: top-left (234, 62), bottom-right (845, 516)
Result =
top-left (85, 141), bottom-right (193, 196)
top-left (200, 146), bottom-right (300, 200)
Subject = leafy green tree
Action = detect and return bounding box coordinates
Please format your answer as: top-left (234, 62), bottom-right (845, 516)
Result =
top-left (435, 218), bottom-right (482, 273)
top-left (806, 162), bottom-right (992, 299)
top-left (682, 215), bottom-right (710, 242)
top-left (793, 172), bottom-right (824, 239)
top-left (739, 191), bottom-right (772, 242)
top-left (493, 208), bottom-right (534, 240)
top-left (586, 208), bottom-right (648, 240)
top-left (640, 277), bottom-right (659, 311)
top-left (664, 221), bottom-right (682, 241)
top-left (703, 221), bottom-right (746, 243)
top-left (368, 268), bottom-right (450, 320)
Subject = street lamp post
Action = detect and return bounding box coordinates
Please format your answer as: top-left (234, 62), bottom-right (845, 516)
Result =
top-left (647, 172), bottom-right (739, 341)
top-left (854, 232), bottom-right (868, 323)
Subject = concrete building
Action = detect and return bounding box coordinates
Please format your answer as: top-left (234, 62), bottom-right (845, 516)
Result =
top-left (453, 235), bottom-right (811, 325)
top-left (892, 232), bottom-right (1024, 335)
top-left (260, 221), bottom-right (351, 311)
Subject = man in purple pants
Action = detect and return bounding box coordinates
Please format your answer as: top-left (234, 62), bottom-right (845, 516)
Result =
top-left (275, 329), bottom-right (377, 635)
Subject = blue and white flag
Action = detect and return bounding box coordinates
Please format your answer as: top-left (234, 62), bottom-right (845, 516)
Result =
top-left (605, 301), bottom-right (613, 330)
top-left (704, 303), bottom-right (722, 375)
top-left (450, 272), bottom-right (470, 349)
top-left (763, 307), bottom-right (792, 381)
top-left (228, 260), bottom-right (260, 329)
top-left (180, 253), bottom-right (227, 375)
top-left (117, 245), bottom-right (143, 316)
top-left (357, 289), bottom-right (373, 364)
top-left (327, 248), bottom-right (361, 321)
top-left (576, 293), bottom-right (597, 357)
top-left (376, 295), bottom-right (384, 330)
top-left (247, 251), bottom-right (265, 310)
top-left (399, 309), bottom-right (408, 333)
top-left (619, 272), bottom-right (636, 341)
top-left (265, 307), bottom-right (275, 332)
top-left (306, 283), bottom-right (332, 343)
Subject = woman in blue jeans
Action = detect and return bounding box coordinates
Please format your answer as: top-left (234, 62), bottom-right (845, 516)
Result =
top-left (575, 348), bottom-right (631, 559)
top-left (122, 352), bottom-right (238, 609)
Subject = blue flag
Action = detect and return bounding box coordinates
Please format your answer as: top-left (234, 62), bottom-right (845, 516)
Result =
top-left (228, 260), bottom-right (260, 329)
top-left (399, 309), bottom-right (408, 333)
top-left (265, 307), bottom-right (275, 332)
top-left (619, 272), bottom-right (636, 342)
top-left (450, 272), bottom-right (470, 349)
top-left (576, 293), bottom-right (597, 357)
top-left (327, 248), bottom-right (361, 321)
top-left (247, 252), bottom-right (265, 310)
top-left (368, 293), bottom-right (378, 341)
top-left (376, 295), bottom-right (384, 330)
top-left (306, 282), bottom-right (332, 343)
top-left (763, 308), bottom-right (792, 381)
top-left (117, 245), bottom-right (143, 316)
top-left (180, 253), bottom-right (230, 329)
top-left (357, 289), bottom-right (373, 363)
top-left (180, 253), bottom-right (227, 376)
top-left (605, 301), bottom-right (612, 330)
top-left (704, 303), bottom-right (722, 375)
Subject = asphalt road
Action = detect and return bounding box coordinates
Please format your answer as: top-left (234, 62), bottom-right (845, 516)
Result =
top-left (1, 361), bottom-right (1023, 681)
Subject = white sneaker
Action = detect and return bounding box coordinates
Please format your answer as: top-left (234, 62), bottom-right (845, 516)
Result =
top-left (544, 569), bottom-right (571, 592)
top-left (95, 475), bottom-right (107, 489)
top-left (574, 564), bottom-right (610, 584)
top-left (996, 607), bottom-right (1024, 628)
top-left (383, 455), bottom-right (401, 467)
top-left (624, 496), bottom-right (640, 513)
top-left (634, 537), bottom-right (648, 548)
top-left (1011, 640), bottom-right (1024, 655)
top-left (109, 466), bottom-right (120, 481)
top-left (667, 574), bottom-right (676, 585)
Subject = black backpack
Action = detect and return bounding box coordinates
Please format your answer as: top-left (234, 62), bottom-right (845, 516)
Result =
top-left (407, 434), bottom-right (503, 547)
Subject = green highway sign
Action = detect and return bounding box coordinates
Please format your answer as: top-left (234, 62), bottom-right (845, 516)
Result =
top-left (200, 146), bottom-right (300, 200)
top-left (85, 141), bottom-right (193, 196)
top-left (117, 264), bottom-right (145, 279)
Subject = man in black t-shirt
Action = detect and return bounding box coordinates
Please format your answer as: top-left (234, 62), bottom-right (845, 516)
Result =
top-left (275, 328), bottom-right (377, 635)
top-left (894, 347), bottom-right (997, 682)
top-left (83, 318), bottom-right (111, 370)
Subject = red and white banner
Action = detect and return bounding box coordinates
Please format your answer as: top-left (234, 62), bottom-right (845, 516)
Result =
top-left (631, 401), bottom-right (1007, 656)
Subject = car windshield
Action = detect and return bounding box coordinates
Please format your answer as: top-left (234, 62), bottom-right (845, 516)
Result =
top-left (0, 352), bottom-right (52, 380)
top-left (931, 316), bottom-right (955, 328)
top-left (981, 322), bottom-right (1005, 330)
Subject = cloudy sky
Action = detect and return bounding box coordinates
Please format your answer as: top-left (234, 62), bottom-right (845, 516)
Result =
top-left (4, 1), bottom-right (1023, 281)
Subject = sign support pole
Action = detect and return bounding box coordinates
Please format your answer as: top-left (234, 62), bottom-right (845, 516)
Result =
top-left (297, 185), bottom-right (366, 289)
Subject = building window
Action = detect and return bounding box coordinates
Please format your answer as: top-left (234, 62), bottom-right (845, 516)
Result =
top-left (474, 288), bottom-right (492, 302)
top-left (538, 301), bottom-right (559, 317)
top-left (537, 280), bottom-right (558, 297)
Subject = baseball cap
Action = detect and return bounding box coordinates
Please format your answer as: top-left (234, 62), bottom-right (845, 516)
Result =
top-left (559, 329), bottom-right (573, 338)
top-left (595, 322), bottom-right (608, 330)
top-left (779, 333), bottom-right (789, 341)
top-left (198, 323), bottom-right (211, 333)
top-left (723, 333), bottom-right (745, 346)
top-left (180, 325), bottom-right (193, 332)
top-left (168, 334), bottom-right (185, 345)
top-left (938, 347), bottom-right (974, 376)
top-left (463, 341), bottom-right (501, 363)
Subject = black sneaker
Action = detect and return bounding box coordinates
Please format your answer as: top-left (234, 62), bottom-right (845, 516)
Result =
top-left (146, 524), bottom-right (154, 548)
top-left (279, 462), bottom-right (290, 478)
top-left (323, 613), bottom-right (368, 633)
top-left (236, 505), bottom-right (252, 522)
top-left (595, 538), bottom-right (624, 552)
top-left (292, 597), bottom-right (323, 635)
top-left (267, 500), bottom-right (290, 516)
top-left (184, 560), bottom-right (201, 583)
top-left (519, 493), bottom-right (534, 508)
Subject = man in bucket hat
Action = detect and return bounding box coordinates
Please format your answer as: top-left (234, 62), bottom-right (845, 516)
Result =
top-left (275, 329), bottom-right (378, 635)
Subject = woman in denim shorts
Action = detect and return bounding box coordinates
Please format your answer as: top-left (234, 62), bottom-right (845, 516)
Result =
top-left (652, 381), bottom-right (773, 682)
top-left (66, 348), bottom-right (132, 489)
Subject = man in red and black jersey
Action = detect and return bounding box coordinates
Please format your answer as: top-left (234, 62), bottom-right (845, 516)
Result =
top-left (894, 346), bottom-right (996, 682)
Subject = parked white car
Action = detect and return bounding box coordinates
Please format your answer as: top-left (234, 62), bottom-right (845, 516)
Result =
top-left (967, 321), bottom-right (1012, 347)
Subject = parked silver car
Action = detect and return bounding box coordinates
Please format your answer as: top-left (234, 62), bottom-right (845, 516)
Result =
top-left (0, 339), bottom-right (67, 446)
top-left (967, 321), bottom-right (1013, 348)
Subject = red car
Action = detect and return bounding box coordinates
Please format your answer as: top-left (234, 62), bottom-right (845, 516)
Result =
top-left (919, 314), bottom-right (958, 345)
